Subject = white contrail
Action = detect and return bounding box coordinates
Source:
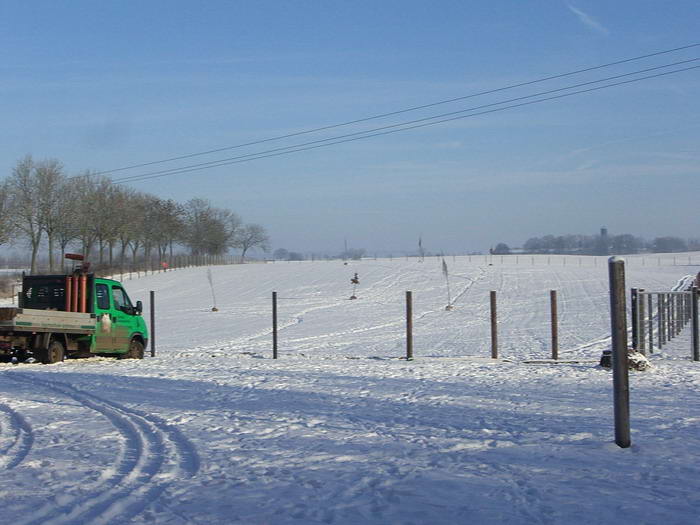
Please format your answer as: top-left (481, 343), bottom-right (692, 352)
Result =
top-left (567, 3), bottom-right (610, 35)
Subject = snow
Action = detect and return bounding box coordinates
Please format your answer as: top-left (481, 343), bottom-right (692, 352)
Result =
top-left (1, 255), bottom-right (700, 524)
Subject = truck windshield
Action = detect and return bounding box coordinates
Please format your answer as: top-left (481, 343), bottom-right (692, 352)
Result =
top-left (112, 287), bottom-right (132, 310)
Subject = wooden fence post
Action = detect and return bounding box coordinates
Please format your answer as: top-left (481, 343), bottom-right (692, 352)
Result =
top-left (670, 294), bottom-right (678, 339)
top-left (406, 291), bottom-right (413, 360)
top-left (659, 294), bottom-right (665, 347)
top-left (647, 293), bottom-right (654, 353)
top-left (638, 289), bottom-right (646, 355)
top-left (692, 287), bottom-right (699, 362)
top-left (631, 288), bottom-right (638, 350)
top-left (550, 290), bottom-right (559, 360)
top-left (670, 295), bottom-right (676, 338)
top-left (490, 291), bottom-right (498, 359)
top-left (149, 290), bottom-right (156, 357)
top-left (667, 294), bottom-right (673, 340)
top-left (664, 293), bottom-right (670, 345)
top-left (272, 291), bottom-right (278, 359)
top-left (608, 257), bottom-right (631, 448)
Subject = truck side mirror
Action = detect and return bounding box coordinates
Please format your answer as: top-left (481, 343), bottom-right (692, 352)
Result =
top-left (135, 301), bottom-right (143, 315)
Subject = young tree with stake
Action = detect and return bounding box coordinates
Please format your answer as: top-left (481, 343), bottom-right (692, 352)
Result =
top-left (442, 259), bottom-right (453, 310)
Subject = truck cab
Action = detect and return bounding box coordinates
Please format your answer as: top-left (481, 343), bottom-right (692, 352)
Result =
top-left (91, 277), bottom-right (148, 358)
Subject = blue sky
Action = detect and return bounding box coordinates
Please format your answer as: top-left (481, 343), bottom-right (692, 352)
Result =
top-left (1, 1), bottom-right (698, 255)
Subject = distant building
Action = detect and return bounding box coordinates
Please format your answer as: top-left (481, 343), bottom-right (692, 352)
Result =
top-left (596, 227), bottom-right (609, 255)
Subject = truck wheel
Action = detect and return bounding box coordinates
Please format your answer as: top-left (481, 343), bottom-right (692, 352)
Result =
top-left (126, 339), bottom-right (145, 360)
top-left (44, 341), bottom-right (65, 364)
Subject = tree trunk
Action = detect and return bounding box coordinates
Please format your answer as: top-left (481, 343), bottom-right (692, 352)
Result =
top-left (82, 239), bottom-right (93, 261)
top-left (30, 237), bottom-right (41, 274)
top-left (47, 234), bottom-right (55, 272)
top-left (60, 240), bottom-right (70, 273)
top-left (120, 242), bottom-right (128, 275)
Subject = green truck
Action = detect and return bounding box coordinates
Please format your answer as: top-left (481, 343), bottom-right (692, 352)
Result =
top-left (0, 272), bottom-right (148, 364)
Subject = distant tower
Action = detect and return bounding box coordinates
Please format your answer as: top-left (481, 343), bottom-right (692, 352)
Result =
top-left (597, 227), bottom-right (609, 256)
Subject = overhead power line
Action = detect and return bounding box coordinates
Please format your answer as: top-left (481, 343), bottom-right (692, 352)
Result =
top-left (95, 43), bottom-right (698, 177)
top-left (111, 61), bottom-right (700, 185)
top-left (111, 58), bottom-right (698, 183)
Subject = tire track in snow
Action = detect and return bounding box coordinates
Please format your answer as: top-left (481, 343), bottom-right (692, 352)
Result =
top-left (190, 263), bottom-right (458, 357)
top-left (8, 373), bottom-right (199, 525)
top-left (415, 267), bottom-right (489, 355)
top-left (287, 266), bottom-right (489, 354)
top-left (0, 401), bottom-right (34, 470)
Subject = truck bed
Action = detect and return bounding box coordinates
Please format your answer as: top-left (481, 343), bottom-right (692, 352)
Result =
top-left (0, 307), bottom-right (96, 334)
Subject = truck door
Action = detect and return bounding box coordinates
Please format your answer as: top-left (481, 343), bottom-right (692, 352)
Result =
top-left (93, 283), bottom-right (115, 353)
top-left (110, 285), bottom-right (139, 353)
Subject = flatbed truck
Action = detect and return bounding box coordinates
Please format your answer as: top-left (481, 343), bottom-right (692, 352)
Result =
top-left (0, 272), bottom-right (148, 364)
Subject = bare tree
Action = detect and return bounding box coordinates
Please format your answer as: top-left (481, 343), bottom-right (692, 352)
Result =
top-left (182, 198), bottom-right (212, 256)
top-left (148, 198), bottom-right (184, 264)
top-left (127, 193), bottom-right (151, 269)
top-left (234, 223), bottom-right (269, 261)
top-left (112, 186), bottom-right (140, 273)
top-left (54, 188), bottom-right (80, 273)
top-left (4, 156), bottom-right (268, 272)
top-left (182, 199), bottom-right (241, 256)
top-left (6, 155), bottom-right (44, 274)
top-left (36, 159), bottom-right (67, 272)
top-left (222, 209), bottom-right (242, 254)
top-left (0, 181), bottom-right (13, 247)
top-left (90, 177), bottom-right (119, 267)
top-left (71, 172), bottom-right (102, 261)
top-left (140, 194), bottom-right (179, 269)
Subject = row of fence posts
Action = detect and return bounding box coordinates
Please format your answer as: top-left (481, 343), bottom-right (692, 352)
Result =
top-left (489, 290), bottom-right (560, 360)
top-left (270, 281), bottom-right (698, 363)
top-left (271, 288), bottom-right (563, 361)
top-left (630, 287), bottom-right (700, 361)
top-left (122, 254), bottom-right (241, 281)
top-left (435, 255), bottom-right (696, 266)
top-left (271, 266), bottom-right (697, 451)
top-left (609, 258), bottom-right (700, 449)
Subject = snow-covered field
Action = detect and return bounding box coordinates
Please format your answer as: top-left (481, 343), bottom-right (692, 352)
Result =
top-left (1, 255), bottom-right (699, 524)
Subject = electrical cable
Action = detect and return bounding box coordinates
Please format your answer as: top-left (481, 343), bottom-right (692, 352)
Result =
top-left (111, 58), bottom-right (698, 183)
top-left (93, 43), bottom-right (699, 177)
top-left (111, 62), bottom-right (700, 184)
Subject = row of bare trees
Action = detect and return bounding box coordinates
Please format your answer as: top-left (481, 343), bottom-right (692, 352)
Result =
top-left (521, 233), bottom-right (698, 255)
top-left (0, 155), bottom-right (269, 274)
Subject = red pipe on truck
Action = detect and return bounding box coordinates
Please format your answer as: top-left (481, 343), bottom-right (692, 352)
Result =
top-left (71, 275), bottom-right (79, 313)
top-left (79, 274), bottom-right (87, 313)
top-left (65, 276), bottom-right (73, 312)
